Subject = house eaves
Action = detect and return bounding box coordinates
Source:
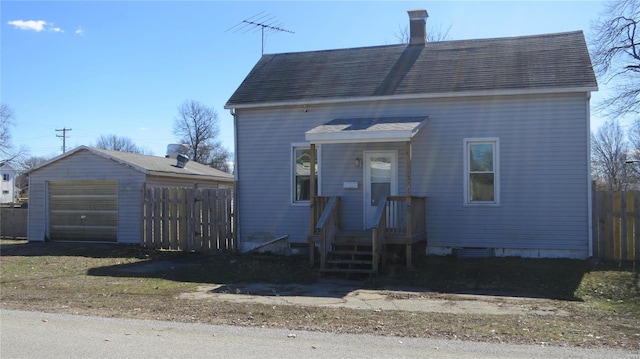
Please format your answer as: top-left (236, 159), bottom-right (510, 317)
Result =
top-left (145, 170), bottom-right (234, 183)
top-left (225, 86), bottom-right (598, 110)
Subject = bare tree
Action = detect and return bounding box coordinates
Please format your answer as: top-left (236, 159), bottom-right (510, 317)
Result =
top-left (590, 0), bottom-right (640, 118)
top-left (207, 145), bottom-right (232, 173)
top-left (1, 104), bottom-right (15, 159)
top-left (20, 155), bottom-right (49, 171)
top-left (395, 23), bottom-right (451, 43)
top-left (624, 121), bottom-right (640, 183)
top-left (94, 134), bottom-right (152, 154)
top-left (15, 155), bottom-right (50, 196)
top-left (173, 100), bottom-right (232, 171)
top-left (0, 104), bottom-right (28, 163)
top-left (591, 120), bottom-right (631, 190)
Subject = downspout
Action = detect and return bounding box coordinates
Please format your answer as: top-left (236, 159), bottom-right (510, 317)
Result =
top-left (229, 108), bottom-right (240, 249)
top-left (586, 93), bottom-right (593, 258)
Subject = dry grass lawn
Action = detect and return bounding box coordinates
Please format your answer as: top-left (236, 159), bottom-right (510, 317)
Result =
top-left (1, 240), bottom-right (638, 350)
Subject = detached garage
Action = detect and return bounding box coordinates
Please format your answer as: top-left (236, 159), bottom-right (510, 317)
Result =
top-left (27, 146), bottom-right (234, 243)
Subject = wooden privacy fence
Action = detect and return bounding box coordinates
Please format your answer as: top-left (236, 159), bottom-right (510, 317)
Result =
top-left (143, 187), bottom-right (234, 252)
top-left (0, 207), bottom-right (28, 238)
top-left (593, 190), bottom-right (640, 261)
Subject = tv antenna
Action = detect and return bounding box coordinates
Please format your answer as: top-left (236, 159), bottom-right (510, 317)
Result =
top-left (226, 12), bottom-right (294, 55)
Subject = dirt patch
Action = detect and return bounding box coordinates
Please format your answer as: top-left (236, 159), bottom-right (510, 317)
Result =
top-left (178, 283), bottom-right (570, 317)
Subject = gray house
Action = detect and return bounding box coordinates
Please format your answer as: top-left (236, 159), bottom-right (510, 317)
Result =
top-left (27, 146), bottom-right (233, 243)
top-left (225, 10), bottom-right (598, 271)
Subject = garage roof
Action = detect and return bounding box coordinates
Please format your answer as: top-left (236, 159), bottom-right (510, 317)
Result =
top-left (27, 146), bottom-right (234, 183)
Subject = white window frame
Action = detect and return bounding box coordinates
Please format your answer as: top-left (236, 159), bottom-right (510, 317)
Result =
top-left (291, 143), bottom-right (321, 206)
top-left (463, 138), bottom-right (500, 206)
top-left (2, 173), bottom-right (9, 181)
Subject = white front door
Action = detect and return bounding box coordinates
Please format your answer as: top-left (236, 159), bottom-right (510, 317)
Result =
top-left (364, 151), bottom-right (398, 228)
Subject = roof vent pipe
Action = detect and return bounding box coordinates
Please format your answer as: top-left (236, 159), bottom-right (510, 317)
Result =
top-left (176, 154), bottom-right (189, 168)
top-left (407, 9), bottom-right (428, 46)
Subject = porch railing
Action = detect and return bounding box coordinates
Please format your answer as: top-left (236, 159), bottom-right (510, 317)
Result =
top-left (386, 196), bottom-right (427, 240)
top-left (310, 196), bottom-right (331, 235)
top-left (309, 196), bottom-right (341, 268)
top-left (370, 200), bottom-right (387, 273)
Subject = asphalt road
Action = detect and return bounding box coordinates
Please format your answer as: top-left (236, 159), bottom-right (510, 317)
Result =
top-left (1, 310), bottom-right (638, 359)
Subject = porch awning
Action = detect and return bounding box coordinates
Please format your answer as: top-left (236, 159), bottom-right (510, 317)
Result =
top-left (305, 116), bottom-right (428, 144)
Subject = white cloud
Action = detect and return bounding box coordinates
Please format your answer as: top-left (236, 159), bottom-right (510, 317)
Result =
top-left (7, 19), bottom-right (65, 33)
top-left (74, 27), bottom-right (84, 35)
top-left (7, 20), bottom-right (47, 32)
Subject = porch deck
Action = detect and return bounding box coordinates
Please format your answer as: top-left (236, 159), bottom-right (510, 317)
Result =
top-left (308, 196), bottom-right (427, 274)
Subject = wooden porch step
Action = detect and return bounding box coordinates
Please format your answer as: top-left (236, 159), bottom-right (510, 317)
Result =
top-left (335, 230), bottom-right (372, 244)
top-left (327, 259), bottom-right (373, 265)
top-left (330, 250), bottom-right (372, 256)
top-left (333, 239), bottom-right (372, 246)
top-left (319, 268), bottom-right (376, 274)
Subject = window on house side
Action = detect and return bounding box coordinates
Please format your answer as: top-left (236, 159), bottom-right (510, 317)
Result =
top-left (2, 174), bottom-right (9, 181)
top-left (292, 146), bottom-right (319, 203)
top-left (464, 138), bottom-right (499, 205)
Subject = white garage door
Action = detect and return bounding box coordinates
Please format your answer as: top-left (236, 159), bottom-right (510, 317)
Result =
top-left (49, 180), bottom-right (118, 242)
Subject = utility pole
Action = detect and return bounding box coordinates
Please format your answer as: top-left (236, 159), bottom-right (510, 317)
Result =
top-left (55, 128), bottom-right (72, 153)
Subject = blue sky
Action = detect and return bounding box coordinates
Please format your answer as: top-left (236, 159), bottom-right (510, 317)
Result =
top-left (2, 1), bottom-right (607, 160)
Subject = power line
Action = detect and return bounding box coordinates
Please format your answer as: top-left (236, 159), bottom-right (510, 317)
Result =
top-left (55, 128), bottom-right (72, 153)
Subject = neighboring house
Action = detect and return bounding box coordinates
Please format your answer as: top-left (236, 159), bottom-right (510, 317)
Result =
top-left (0, 162), bottom-right (18, 204)
top-left (26, 146), bottom-right (234, 243)
top-left (225, 9), bottom-right (598, 270)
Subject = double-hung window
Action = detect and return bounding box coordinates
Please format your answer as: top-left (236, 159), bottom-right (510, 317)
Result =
top-left (292, 144), bottom-right (319, 204)
top-left (464, 138), bottom-right (499, 205)
top-left (2, 174), bottom-right (9, 181)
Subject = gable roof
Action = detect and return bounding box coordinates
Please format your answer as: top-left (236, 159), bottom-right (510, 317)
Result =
top-left (0, 162), bottom-right (16, 171)
top-left (226, 31), bottom-right (597, 109)
top-left (27, 146), bottom-right (234, 182)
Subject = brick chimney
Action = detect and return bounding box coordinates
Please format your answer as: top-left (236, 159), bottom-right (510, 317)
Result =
top-left (407, 9), bottom-right (428, 46)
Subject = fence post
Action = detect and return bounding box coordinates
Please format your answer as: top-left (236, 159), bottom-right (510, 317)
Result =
top-left (635, 192), bottom-right (640, 261)
top-left (621, 191), bottom-right (628, 261)
top-left (593, 190), bottom-right (600, 258)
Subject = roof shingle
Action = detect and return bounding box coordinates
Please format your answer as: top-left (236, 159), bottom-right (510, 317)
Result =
top-left (226, 31), bottom-right (597, 108)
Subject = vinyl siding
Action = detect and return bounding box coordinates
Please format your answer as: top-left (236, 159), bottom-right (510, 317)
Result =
top-left (234, 92), bottom-right (590, 256)
top-left (410, 94), bottom-right (589, 254)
